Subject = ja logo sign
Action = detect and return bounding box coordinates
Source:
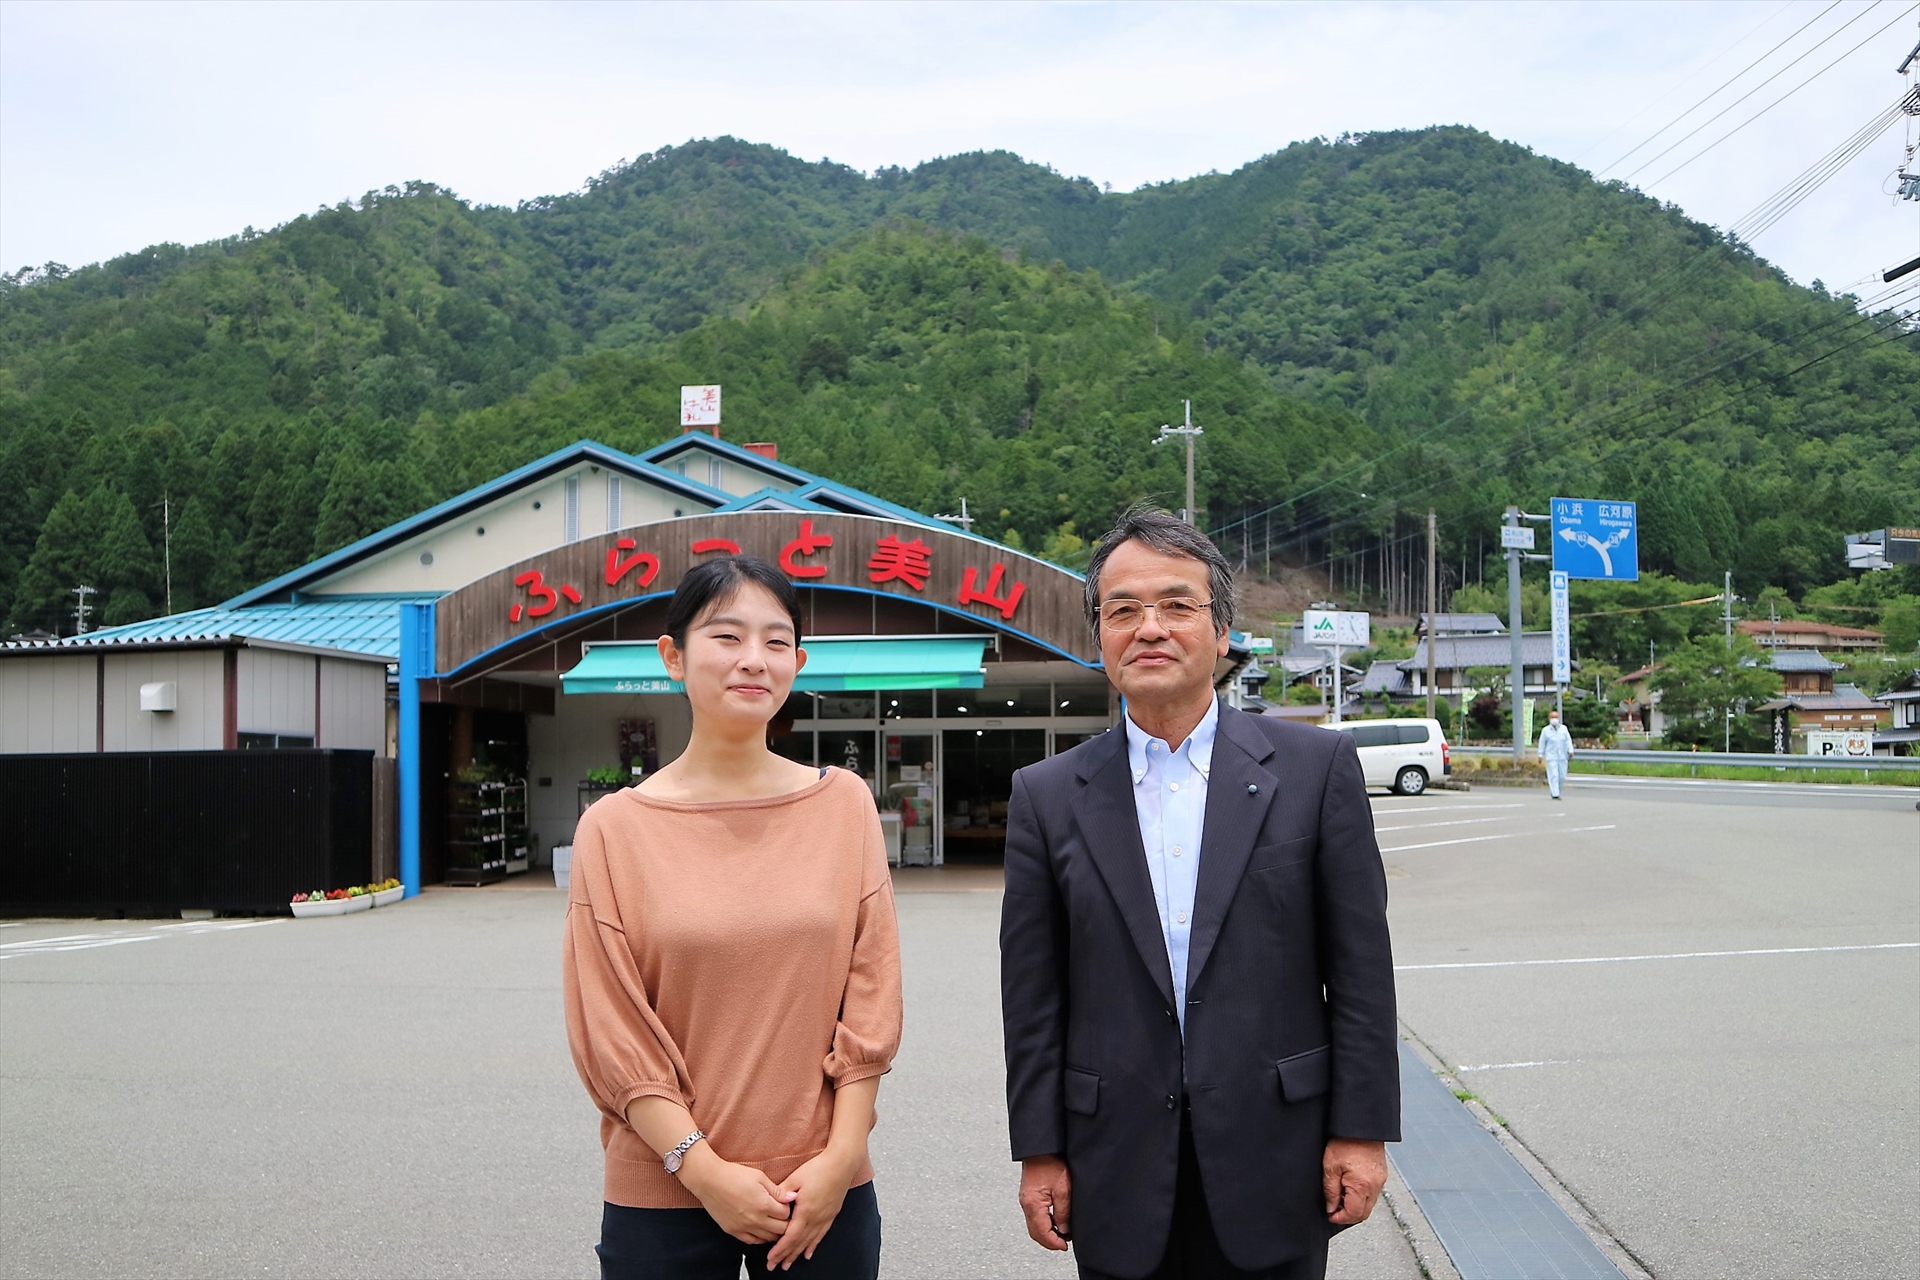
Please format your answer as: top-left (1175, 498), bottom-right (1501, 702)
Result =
top-left (1551, 498), bottom-right (1638, 581)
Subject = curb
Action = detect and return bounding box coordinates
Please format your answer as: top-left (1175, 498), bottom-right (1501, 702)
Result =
top-left (1399, 1028), bottom-right (1655, 1280)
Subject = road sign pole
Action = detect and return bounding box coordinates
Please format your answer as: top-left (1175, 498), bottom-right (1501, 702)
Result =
top-left (1331, 644), bottom-right (1343, 725)
top-left (1426, 509), bottom-right (1438, 722)
top-left (1506, 507), bottom-right (1524, 762)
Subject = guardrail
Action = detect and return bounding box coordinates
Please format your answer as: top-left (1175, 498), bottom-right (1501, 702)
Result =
top-left (1453, 747), bottom-right (1917, 774)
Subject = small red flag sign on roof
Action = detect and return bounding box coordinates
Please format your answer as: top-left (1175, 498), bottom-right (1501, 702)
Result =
top-left (681, 385), bottom-right (721, 427)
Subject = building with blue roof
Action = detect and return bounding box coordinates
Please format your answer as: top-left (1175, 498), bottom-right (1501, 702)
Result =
top-left (7, 426), bottom-right (1259, 906)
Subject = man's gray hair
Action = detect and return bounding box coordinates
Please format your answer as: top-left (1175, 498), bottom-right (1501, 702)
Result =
top-left (1083, 505), bottom-right (1236, 640)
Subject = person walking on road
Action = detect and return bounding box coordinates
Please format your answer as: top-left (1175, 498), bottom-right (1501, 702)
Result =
top-left (1000, 506), bottom-right (1401, 1280)
top-left (563, 555), bottom-right (902, 1280)
top-left (1538, 708), bottom-right (1573, 800)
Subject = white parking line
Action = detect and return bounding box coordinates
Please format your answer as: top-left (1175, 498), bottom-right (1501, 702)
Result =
top-left (0, 918), bottom-right (285, 960)
top-left (1456, 1060), bottom-right (1572, 1072)
top-left (1396, 942), bottom-right (1919, 972)
top-left (1369, 803), bottom-right (1525, 815)
top-left (1373, 815), bottom-right (1526, 834)
top-left (1379, 831), bottom-right (1525, 852)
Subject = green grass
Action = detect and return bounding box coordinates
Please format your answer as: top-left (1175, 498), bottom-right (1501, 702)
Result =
top-left (1568, 759), bottom-right (1920, 786)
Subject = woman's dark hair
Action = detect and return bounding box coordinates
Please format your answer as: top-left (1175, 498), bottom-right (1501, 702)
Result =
top-left (663, 555), bottom-right (804, 648)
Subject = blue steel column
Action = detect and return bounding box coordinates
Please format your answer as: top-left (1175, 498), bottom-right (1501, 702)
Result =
top-left (398, 602), bottom-right (434, 899)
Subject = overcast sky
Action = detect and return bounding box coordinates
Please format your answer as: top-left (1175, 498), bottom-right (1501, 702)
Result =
top-left (3, 0), bottom-right (1916, 295)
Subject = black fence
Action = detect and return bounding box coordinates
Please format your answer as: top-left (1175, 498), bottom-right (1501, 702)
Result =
top-left (1, 750), bottom-right (374, 917)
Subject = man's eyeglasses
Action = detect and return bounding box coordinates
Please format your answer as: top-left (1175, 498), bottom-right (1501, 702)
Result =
top-left (1098, 597), bottom-right (1214, 632)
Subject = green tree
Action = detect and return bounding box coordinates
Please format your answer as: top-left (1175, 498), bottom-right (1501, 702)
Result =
top-left (1649, 633), bottom-right (1781, 749)
top-left (98, 490), bottom-right (158, 625)
top-left (14, 489), bottom-right (101, 633)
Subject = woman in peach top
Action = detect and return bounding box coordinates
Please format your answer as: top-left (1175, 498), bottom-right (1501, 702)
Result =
top-left (564, 555), bottom-right (903, 1278)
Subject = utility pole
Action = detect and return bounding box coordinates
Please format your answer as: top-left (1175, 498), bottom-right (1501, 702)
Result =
top-left (1425, 510), bottom-right (1438, 722)
top-left (1156, 400), bottom-right (1203, 525)
top-left (157, 493), bottom-right (172, 616)
top-left (934, 497), bottom-right (975, 533)
top-left (72, 584), bottom-right (98, 636)
top-left (1502, 505), bottom-right (1552, 761)
top-left (1723, 569), bottom-right (1735, 752)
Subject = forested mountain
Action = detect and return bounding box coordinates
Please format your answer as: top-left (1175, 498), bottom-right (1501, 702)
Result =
top-left (2, 130), bottom-right (1914, 642)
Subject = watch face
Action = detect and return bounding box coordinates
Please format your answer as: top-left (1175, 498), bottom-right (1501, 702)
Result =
top-left (664, 1149), bottom-right (683, 1175)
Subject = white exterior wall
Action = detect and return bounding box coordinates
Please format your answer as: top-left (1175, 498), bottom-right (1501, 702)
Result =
top-left (310, 469), bottom-right (714, 597)
top-left (319, 657), bottom-right (387, 753)
top-left (526, 687), bottom-right (691, 849)
top-left (0, 655), bottom-right (98, 754)
top-left (102, 650), bottom-right (225, 751)
top-left (237, 649), bottom-right (315, 738)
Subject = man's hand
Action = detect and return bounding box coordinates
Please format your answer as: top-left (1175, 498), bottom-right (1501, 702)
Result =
top-left (1323, 1138), bottom-right (1388, 1225)
top-left (766, 1147), bottom-right (859, 1270)
top-left (1018, 1155), bottom-right (1073, 1251)
top-left (678, 1143), bottom-right (796, 1245)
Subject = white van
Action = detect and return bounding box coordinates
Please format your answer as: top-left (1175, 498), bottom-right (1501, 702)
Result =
top-left (1323, 718), bottom-right (1450, 795)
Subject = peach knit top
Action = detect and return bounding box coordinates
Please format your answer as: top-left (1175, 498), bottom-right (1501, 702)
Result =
top-left (562, 767), bottom-right (903, 1209)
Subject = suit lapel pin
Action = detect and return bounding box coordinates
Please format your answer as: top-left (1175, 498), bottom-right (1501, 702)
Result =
top-left (1247, 784), bottom-right (1259, 794)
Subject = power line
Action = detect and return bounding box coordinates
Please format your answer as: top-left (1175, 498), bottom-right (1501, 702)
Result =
top-left (1642, 5), bottom-right (1919, 189)
top-left (1571, 1), bottom-right (1801, 168)
top-left (1597, 0), bottom-right (1844, 178)
top-left (1240, 297), bottom-right (1916, 558)
top-left (1619, 1), bottom-right (1885, 183)
top-left (1207, 273), bottom-right (1915, 545)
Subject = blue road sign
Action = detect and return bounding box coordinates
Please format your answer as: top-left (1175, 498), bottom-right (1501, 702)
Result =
top-left (1551, 497), bottom-right (1638, 581)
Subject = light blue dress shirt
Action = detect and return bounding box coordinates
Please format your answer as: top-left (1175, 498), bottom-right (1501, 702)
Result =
top-left (1125, 697), bottom-right (1218, 1036)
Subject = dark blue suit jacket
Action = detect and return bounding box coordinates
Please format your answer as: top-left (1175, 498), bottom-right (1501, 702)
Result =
top-left (1000, 699), bottom-right (1399, 1276)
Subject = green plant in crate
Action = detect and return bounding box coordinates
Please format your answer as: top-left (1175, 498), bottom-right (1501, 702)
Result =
top-left (585, 764), bottom-right (629, 786)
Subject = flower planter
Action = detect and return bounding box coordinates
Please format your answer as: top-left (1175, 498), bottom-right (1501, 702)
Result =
top-left (291, 898), bottom-right (357, 918)
top-left (343, 895), bottom-right (372, 912)
top-left (371, 886), bottom-right (405, 907)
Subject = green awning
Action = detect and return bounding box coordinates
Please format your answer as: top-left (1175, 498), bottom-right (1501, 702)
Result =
top-left (561, 637), bottom-right (989, 695)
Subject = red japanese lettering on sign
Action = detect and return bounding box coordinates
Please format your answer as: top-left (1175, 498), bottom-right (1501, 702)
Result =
top-left (779, 519), bottom-right (833, 578)
top-left (867, 536), bottom-right (932, 590)
top-left (957, 563), bottom-right (1027, 621)
top-left (605, 538), bottom-right (661, 588)
top-left (509, 569), bottom-right (561, 623)
top-left (691, 538), bottom-right (741, 555)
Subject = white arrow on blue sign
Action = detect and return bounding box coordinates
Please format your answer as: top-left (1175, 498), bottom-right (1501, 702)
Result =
top-left (1551, 497), bottom-right (1638, 581)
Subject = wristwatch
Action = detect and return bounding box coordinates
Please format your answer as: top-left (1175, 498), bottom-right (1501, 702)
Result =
top-left (663, 1129), bottom-right (706, 1176)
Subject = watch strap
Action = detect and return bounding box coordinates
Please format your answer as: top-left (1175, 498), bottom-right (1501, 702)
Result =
top-left (663, 1129), bottom-right (706, 1175)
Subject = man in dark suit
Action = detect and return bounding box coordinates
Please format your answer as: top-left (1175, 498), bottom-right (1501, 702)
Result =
top-left (1001, 507), bottom-right (1400, 1280)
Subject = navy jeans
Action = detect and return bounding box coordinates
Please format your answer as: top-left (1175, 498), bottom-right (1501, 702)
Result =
top-left (597, 1182), bottom-right (881, 1280)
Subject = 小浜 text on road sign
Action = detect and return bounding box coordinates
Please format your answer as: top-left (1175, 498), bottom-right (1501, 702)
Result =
top-left (1551, 498), bottom-right (1638, 581)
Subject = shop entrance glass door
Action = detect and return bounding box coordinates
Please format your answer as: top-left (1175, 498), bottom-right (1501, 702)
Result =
top-left (940, 729), bottom-right (1046, 863)
top-left (883, 732), bottom-right (937, 866)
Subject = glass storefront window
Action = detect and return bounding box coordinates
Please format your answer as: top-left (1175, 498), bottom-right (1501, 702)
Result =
top-left (879, 691), bottom-right (934, 719)
top-left (771, 731), bottom-right (815, 766)
top-left (819, 730), bottom-right (877, 791)
top-left (1053, 681), bottom-right (1110, 716)
top-left (940, 686), bottom-right (1051, 717)
top-left (812, 692), bottom-right (877, 720)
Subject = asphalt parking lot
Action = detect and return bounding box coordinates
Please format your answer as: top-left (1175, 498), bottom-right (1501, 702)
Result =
top-left (2, 774), bottom-right (1914, 1278)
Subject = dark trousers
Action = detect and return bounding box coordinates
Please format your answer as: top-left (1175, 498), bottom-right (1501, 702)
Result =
top-left (597, 1182), bottom-right (880, 1280)
top-left (1078, 1114), bottom-right (1329, 1280)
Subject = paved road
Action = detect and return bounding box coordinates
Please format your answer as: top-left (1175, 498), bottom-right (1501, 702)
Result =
top-left (0, 885), bottom-right (1413, 1279)
top-left (1379, 777), bottom-right (1920, 1280)
top-left (3, 774), bottom-right (1912, 1278)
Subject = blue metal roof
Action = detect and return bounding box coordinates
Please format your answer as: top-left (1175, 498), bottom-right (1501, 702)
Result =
top-left (712, 486), bottom-right (836, 514)
top-left (637, 433), bottom-right (818, 488)
top-left (40, 596), bottom-right (427, 659)
top-left (223, 441), bottom-right (728, 609)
